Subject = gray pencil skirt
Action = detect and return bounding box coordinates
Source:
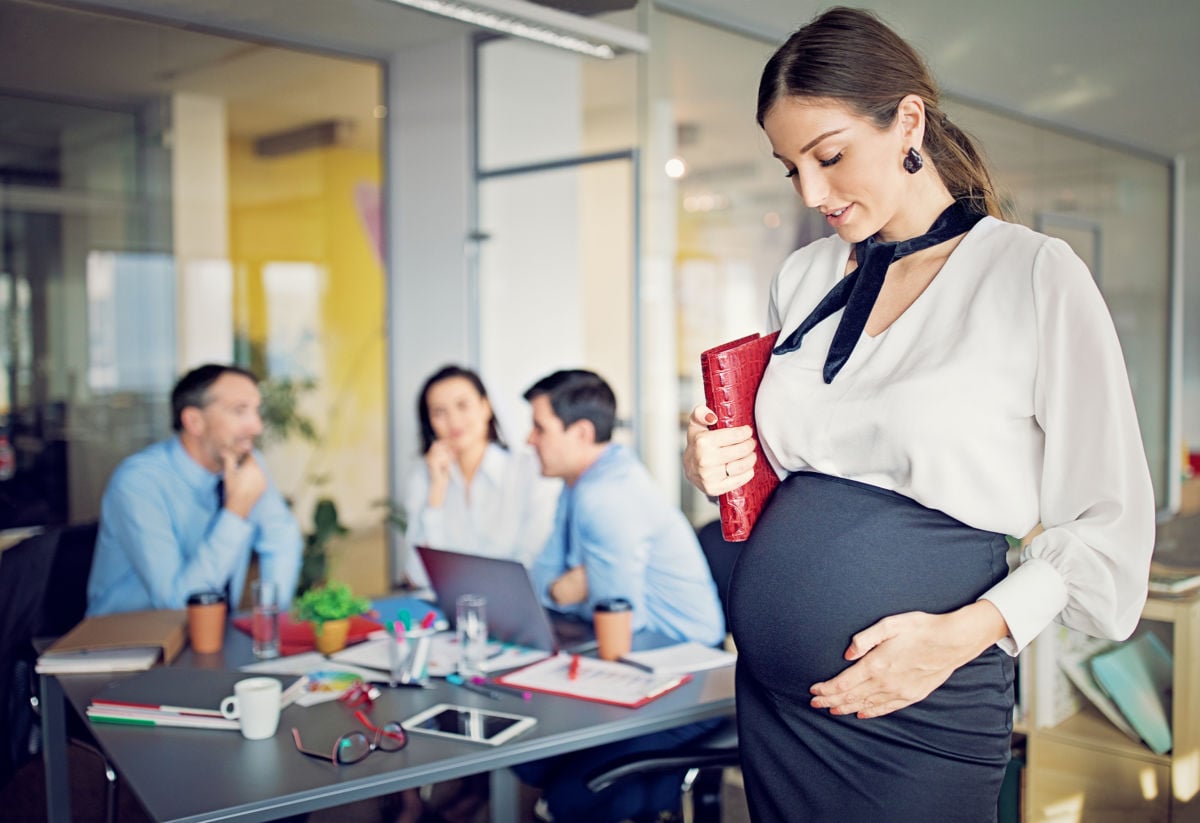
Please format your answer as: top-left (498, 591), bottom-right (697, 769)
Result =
top-left (728, 471), bottom-right (1014, 823)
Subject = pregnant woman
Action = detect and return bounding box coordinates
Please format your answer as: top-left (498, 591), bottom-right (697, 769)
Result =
top-left (683, 8), bottom-right (1155, 821)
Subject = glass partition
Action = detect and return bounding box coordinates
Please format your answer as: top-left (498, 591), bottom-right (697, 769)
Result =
top-left (0, 1), bottom-right (390, 594)
top-left (653, 10), bottom-right (1176, 522)
top-left (475, 31), bottom-right (640, 445)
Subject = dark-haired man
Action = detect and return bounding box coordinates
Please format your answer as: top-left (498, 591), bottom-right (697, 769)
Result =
top-left (525, 369), bottom-right (723, 645)
top-left (87, 364), bottom-right (301, 616)
top-left (516, 369), bottom-right (723, 822)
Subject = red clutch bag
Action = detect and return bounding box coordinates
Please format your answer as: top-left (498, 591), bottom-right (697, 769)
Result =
top-left (700, 331), bottom-right (781, 542)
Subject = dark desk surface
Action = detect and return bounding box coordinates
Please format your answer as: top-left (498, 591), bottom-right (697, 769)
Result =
top-left (46, 625), bottom-right (736, 823)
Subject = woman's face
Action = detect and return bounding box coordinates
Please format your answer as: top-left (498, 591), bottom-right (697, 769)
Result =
top-left (762, 96), bottom-right (912, 244)
top-left (425, 376), bottom-right (492, 454)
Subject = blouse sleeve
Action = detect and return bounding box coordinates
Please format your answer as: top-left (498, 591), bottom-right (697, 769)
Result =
top-left (402, 462), bottom-right (435, 587)
top-left (511, 448), bottom-right (562, 567)
top-left (980, 238), bottom-right (1155, 654)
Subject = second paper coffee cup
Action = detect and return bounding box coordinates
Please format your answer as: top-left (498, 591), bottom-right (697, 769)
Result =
top-left (593, 598), bottom-right (633, 661)
top-left (186, 591), bottom-right (227, 654)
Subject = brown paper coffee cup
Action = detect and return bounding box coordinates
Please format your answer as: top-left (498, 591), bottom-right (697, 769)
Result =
top-left (593, 598), bottom-right (633, 661)
top-left (187, 591), bottom-right (227, 654)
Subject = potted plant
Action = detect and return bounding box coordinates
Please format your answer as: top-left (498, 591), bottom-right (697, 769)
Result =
top-left (291, 580), bottom-right (371, 654)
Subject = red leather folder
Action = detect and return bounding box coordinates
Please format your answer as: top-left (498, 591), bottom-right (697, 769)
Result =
top-left (700, 332), bottom-right (781, 542)
top-left (231, 614), bottom-right (382, 656)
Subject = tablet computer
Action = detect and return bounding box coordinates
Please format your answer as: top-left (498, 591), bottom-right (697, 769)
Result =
top-left (402, 703), bottom-right (536, 746)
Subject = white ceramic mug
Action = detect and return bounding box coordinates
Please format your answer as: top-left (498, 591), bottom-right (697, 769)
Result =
top-left (220, 677), bottom-right (282, 740)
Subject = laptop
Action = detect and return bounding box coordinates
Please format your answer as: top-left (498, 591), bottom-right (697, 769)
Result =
top-left (416, 546), bottom-right (595, 653)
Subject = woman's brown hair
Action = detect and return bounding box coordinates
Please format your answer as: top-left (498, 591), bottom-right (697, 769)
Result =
top-left (757, 6), bottom-right (1005, 219)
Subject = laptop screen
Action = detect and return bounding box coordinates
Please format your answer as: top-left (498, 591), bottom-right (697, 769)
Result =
top-left (415, 546), bottom-right (593, 652)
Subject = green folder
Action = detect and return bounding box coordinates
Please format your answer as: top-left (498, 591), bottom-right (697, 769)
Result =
top-left (1089, 633), bottom-right (1173, 755)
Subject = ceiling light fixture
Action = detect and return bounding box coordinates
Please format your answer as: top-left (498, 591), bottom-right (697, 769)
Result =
top-left (380, 0), bottom-right (648, 59)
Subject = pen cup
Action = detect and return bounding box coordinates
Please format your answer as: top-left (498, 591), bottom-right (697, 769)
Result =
top-left (456, 594), bottom-right (488, 678)
top-left (186, 591), bottom-right (227, 654)
top-left (593, 598), bottom-right (633, 661)
top-left (387, 624), bottom-right (410, 685)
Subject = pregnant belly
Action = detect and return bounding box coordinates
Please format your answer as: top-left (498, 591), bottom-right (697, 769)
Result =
top-left (728, 473), bottom-right (1006, 699)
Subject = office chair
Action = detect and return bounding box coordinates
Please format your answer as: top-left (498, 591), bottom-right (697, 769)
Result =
top-left (0, 522), bottom-right (120, 823)
top-left (585, 520), bottom-right (741, 823)
top-left (0, 528), bottom-right (58, 787)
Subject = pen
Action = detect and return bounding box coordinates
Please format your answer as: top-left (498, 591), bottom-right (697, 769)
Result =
top-left (470, 676), bottom-right (532, 701)
top-left (446, 673), bottom-right (501, 700)
top-left (617, 657), bottom-right (656, 674)
top-left (568, 654), bottom-right (581, 680)
top-left (420, 611), bottom-right (437, 630)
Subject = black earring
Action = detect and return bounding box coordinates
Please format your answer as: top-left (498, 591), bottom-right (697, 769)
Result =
top-left (903, 147), bottom-right (923, 174)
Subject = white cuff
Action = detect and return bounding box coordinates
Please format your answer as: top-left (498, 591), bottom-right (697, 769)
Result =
top-left (978, 557), bottom-right (1068, 655)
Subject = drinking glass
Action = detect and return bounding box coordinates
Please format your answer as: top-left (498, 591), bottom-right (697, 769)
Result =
top-left (251, 580), bottom-right (280, 659)
top-left (455, 594), bottom-right (488, 678)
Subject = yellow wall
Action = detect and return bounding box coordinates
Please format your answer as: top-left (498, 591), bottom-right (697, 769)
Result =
top-left (227, 138), bottom-right (389, 595)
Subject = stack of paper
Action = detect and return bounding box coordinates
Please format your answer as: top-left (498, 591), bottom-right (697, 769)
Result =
top-left (621, 642), bottom-right (736, 675)
top-left (86, 699), bottom-right (238, 731)
top-left (1148, 561), bottom-right (1200, 596)
top-left (331, 631), bottom-right (549, 677)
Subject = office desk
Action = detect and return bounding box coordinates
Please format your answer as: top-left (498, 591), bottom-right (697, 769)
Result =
top-left (41, 628), bottom-right (736, 823)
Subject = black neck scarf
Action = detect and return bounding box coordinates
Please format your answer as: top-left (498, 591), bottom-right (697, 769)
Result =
top-left (772, 199), bottom-right (984, 383)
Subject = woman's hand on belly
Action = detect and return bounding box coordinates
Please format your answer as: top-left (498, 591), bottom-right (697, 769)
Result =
top-left (683, 404), bottom-right (760, 496)
top-left (807, 601), bottom-right (1011, 719)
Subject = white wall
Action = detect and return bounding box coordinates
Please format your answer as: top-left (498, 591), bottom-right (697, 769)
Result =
top-left (387, 34), bottom-right (475, 580)
top-left (1183, 150), bottom-right (1199, 453)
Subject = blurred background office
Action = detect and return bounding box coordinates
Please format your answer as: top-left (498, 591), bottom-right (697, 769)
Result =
top-left (0, 0), bottom-right (1195, 596)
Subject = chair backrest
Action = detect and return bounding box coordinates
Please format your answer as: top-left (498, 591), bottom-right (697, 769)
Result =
top-left (0, 528), bottom-right (60, 785)
top-left (696, 519), bottom-right (740, 618)
top-left (35, 521), bottom-right (99, 638)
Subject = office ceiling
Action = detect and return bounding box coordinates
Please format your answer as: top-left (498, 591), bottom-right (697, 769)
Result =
top-left (0, 0), bottom-right (1196, 169)
top-left (663, 0), bottom-right (1200, 161)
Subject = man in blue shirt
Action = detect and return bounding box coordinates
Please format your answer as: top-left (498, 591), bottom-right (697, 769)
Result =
top-left (517, 369), bottom-right (724, 823)
top-left (527, 371), bottom-right (724, 647)
top-left (87, 364), bottom-right (302, 616)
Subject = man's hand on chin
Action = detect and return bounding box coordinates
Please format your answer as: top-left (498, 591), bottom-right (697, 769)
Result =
top-left (221, 450), bottom-right (267, 518)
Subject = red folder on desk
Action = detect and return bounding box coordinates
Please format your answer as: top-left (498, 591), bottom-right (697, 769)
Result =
top-left (231, 613), bottom-right (382, 656)
top-left (700, 332), bottom-right (781, 542)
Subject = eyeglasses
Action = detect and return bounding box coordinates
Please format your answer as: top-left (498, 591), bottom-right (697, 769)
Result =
top-left (291, 709), bottom-right (408, 765)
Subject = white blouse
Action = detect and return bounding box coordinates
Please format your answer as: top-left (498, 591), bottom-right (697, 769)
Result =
top-left (403, 442), bottom-right (562, 588)
top-left (756, 216), bottom-right (1155, 655)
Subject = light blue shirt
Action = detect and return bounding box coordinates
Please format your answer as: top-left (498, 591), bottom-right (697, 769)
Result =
top-left (87, 437), bottom-right (302, 616)
top-left (531, 443), bottom-right (725, 646)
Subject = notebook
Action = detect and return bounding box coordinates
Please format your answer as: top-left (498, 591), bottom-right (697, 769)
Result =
top-left (700, 331), bottom-right (781, 541)
top-left (416, 546), bottom-right (594, 653)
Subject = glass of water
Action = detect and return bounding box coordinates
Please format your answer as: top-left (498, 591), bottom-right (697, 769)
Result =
top-left (251, 580), bottom-right (280, 659)
top-left (455, 593), bottom-right (488, 677)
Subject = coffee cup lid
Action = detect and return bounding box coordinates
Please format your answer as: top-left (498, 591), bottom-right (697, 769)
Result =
top-left (187, 591), bottom-right (227, 606)
top-left (594, 597), bottom-right (632, 613)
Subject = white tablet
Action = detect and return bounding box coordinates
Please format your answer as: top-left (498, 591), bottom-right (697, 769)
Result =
top-left (402, 703), bottom-right (537, 746)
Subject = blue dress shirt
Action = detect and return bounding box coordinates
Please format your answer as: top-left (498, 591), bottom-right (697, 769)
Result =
top-left (87, 437), bottom-right (302, 616)
top-left (530, 443), bottom-right (725, 646)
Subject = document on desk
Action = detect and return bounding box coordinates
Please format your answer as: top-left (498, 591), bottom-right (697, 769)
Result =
top-left (331, 631), bottom-right (549, 677)
top-left (621, 641), bottom-right (736, 676)
top-left (496, 653), bottom-right (691, 708)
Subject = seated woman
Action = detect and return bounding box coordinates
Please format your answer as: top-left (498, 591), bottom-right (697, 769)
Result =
top-left (402, 364), bottom-right (560, 588)
top-left (393, 365), bottom-right (561, 823)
